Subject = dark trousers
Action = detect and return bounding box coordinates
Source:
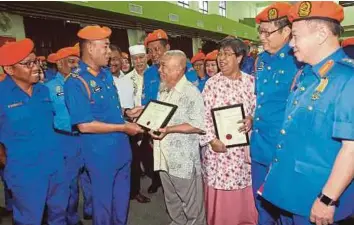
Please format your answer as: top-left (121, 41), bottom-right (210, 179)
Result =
top-left (130, 134), bottom-right (161, 197)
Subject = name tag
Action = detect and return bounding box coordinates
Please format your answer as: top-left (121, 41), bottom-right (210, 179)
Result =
top-left (8, 102), bottom-right (23, 108)
top-left (93, 86), bottom-right (102, 93)
top-left (56, 92), bottom-right (64, 96)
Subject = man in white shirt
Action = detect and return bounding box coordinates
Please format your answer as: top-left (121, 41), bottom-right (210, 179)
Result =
top-left (149, 50), bottom-right (206, 225)
top-left (109, 44), bottom-right (134, 109)
top-left (119, 44), bottom-right (153, 203)
top-left (122, 45), bottom-right (147, 107)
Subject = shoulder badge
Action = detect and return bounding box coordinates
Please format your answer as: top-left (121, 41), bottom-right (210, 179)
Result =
top-left (188, 67), bottom-right (195, 72)
top-left (340, 58), bottom-right (354, 67)
top-left (298, 1), bottom-right (311, 18)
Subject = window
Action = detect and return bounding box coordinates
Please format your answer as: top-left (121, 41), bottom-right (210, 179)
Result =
top-left (199, 0), bottom-right (208, 14)
top-left (178, 0), bottom-right (189, 8)
top-left (219, 1), bottom-right (226, 17)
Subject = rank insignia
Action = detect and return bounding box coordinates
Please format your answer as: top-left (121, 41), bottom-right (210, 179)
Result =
top-left (268, 8), bottom-right (278, 20)
top-left (298, 1), bottom-right (312, 18)
top-left (257, 62), bottom-right (264, 71)
top-left (319, 60), bottom-right (334, 77)
top-left (312, 77), bottom-right (328, 101)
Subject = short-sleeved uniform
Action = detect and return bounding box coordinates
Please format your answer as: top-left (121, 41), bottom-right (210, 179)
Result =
top-left (262, 49), bottom-right (354, 223)
top-left (64, 61), bottom-right (131, 225)
top-left (0, 75), bottom-right (68, 225)
top-left (45, 72), bottom-right (84, 224)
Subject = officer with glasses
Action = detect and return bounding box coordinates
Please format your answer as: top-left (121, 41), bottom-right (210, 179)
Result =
top-left (251, 2), bottom-right (302, 225)
top-left (0, 38), bottom-right (69, 224)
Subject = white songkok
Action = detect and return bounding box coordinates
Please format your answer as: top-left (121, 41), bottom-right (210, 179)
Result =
top-left (129, 45), bottom-right (146, 56)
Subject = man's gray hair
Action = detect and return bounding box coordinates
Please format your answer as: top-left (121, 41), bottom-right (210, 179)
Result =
top-left (163, 50), bottom-right (187, 70)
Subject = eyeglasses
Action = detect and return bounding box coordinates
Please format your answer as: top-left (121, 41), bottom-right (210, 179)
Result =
top-left (18, 59), bottom-right (40, 69)
top-left (217, 52), bottom-right (236, 58)
top-left (258, 24), bottom-right (289, 38)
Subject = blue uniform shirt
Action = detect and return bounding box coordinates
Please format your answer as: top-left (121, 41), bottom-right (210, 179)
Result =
top-left (0, 76), bottom-right (63, 185)
top-left (197, 75), bottom-right (209, 92)
top-left (251, 43), bottom-right (301, 166)
top-left (262, 49), bottom-right (354, 220)
top-left (44, 72), bottom-right (72, 133)
top-left (241, 55), bottom-right (255, 75)
top-left (64, 61), bottom-right (131, 168)
top-left (141, 62), bottom-right (199, 105)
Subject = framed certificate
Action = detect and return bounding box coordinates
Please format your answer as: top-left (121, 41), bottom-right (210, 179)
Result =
top-left (136, 100), bottom-right (178, 131)
top-left (211, 104), bottom-right (250, 148)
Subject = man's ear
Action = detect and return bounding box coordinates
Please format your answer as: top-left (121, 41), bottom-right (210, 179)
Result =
top-left (316, 24), bottom-right (330, 46)
top-left (166, 44), bottom-right (171, 51)
top-left (3, 66), bottom-right (14, 76)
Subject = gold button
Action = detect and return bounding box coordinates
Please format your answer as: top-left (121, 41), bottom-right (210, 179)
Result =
top-left (107, 86), bottom-right (110, 89)
top-left (280, 53), bottom-right (285, 58)
top-left (260, 92), bottom-right (264, 96)
top-left (267, 66), bottom-right (271, 70)
top-left (258, 105), bottom-right (261, 109)
top-left (100, 95), bottom-right (104, 99)
top-left (264, 79), bottom-right (268, 83)
top-left (280, 129), bottom-right (286, 135)
top-left (256, 117), bottom-right (260, 121)
top-left (277, 144), bottom-right (282, 149)
top-left (275, 80), bottom-right (279, 84)
top-left (255, 129), bottom-right (259, 133)
top-left (288, 115), bottom-right (292, 120)
top-left (293, 100), bottom-right (298, 105)
top-left (300, 86), bottom-right (305, 91)
top-left (274, 158), bottom-right (279, 162)
top-left (279, 70), bottom-right (284, 74)
top-left (308, 106), bottom-right (313, 111)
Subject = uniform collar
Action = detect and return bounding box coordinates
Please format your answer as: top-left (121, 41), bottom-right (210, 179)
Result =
top-left (4, 74), bottom-right (41, 94)
top-left (271, 42), bottom-right (292, 60)
top-left (79, 61), bottom-right (108, 80)
top-left (55, 72), bottom-right (65, 82)
top-left (312, 48), bottom-right (345, 78)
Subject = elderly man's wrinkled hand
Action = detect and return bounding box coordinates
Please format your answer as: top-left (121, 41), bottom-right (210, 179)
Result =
top-left (149, 127), bottom-right (169, 140)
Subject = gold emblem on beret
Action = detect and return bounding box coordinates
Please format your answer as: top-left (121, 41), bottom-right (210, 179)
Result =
top-left (298, 1), bottom-right (312, 17)
top-left (268, 8), bottom-right (278, 20)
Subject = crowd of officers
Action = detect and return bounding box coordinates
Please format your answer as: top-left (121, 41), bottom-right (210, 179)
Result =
top-left (1, 1), bottom-right (354, 225)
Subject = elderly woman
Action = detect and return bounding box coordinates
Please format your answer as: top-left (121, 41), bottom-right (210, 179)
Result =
top-left (204, 50), bottom-right (219, 77)
top-left (201, 38), bottom-right (257, 225)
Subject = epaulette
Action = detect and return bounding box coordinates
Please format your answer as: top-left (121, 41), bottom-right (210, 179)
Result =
top-left (65, 68), bottom-right (81, 81)
top-left (338, 58), bottom-right (354, 68)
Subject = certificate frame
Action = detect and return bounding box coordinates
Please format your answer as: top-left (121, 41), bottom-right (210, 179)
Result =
top-left (211, 104), bottom-right (250, 148)
top-left (136, 100), bottom-right (178, 132)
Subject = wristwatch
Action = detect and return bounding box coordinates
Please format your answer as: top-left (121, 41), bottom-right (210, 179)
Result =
top-left (317, 193), bottom-right (339, 207)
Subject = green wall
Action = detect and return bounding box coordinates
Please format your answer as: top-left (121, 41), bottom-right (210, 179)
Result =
top-left (66, 1), bottom-right (258, 40)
